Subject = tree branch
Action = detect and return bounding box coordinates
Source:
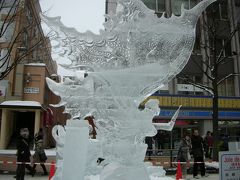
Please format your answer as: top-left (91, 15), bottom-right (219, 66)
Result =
top-left (217, 73), bottom-right (239, 86)
top-left (177, 76), bottom-right (213, 95)
top-left (216, 27), bottom-right (240, 65)
top-left (191, 57), bottom-right (214, 81)
top-left (0, 38), bottom-right (44, 80)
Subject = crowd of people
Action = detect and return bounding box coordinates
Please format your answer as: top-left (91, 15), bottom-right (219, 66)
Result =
top-left (15, 128), bottom-right (48, 180)
top-left (145, 129), bottom-right (217, 179)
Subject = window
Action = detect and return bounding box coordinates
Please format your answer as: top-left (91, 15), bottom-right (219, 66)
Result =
top-left (218, 77), bottom-right (234, 96)
top-left (26, 6), bottom-right (33, 22)
top-left (0, 49), bottom-right (9, 72)
top-left (0, 22), bottom-right (15, 43)
top-left (219, 0), bottom-right (228, 20)
top-left (22, 31), bottom-right (28, 49)
top-left (226, 78), bottom-right (234, 96)
top-left (156, 0), bottom-right (165, 13)
top-left (235, 0), bottom-right (240, 7)
top-left (142, 0), bottom-right (156, 11)
top-left (141, 0), bottom-right (165, 16)
top-left (208, 1), bottom-right (228, 20)
top-left (172, 0), bottom-right (198, 16)
top-left (193, 37), bottom-right (201, 54)
top-left (209, 38), bottom-right (232, 57)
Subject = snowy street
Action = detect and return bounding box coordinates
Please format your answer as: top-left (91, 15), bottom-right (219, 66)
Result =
top-left (0, 173), bottom-right (220, 180)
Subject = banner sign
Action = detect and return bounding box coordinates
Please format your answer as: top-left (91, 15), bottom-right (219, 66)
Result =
top-left (24, 87), bottom-right (39, 94)
top-left (219, 151), bottom-right (240, 180)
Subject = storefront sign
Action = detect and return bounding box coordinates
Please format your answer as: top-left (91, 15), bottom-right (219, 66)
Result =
top-left (150, 94), bottom-right (240, 109)
top-left (157, 110), bottom-right (240, 120)
top-left (219, 151), bottom-right (240, 180)
top-left (24, 87), bottom-right (39, 94)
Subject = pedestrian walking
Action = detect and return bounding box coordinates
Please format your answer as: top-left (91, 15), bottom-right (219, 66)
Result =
top-left (204, 131), bottom-right (213, 159)
top-left (145, 136), bottom-right (153, 160)
top-left (177, 133), bottom-right (191, 180)
top-left (32, 128), bottom-right (48, 175)
top-left (191, 129), bottom-right (208, 179)
top-left (16, 128), bottom-right (35, 180)
top-left (153, 130), bottom-right (165, 155)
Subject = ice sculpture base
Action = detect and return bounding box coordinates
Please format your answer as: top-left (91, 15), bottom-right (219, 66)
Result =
top-left (100, 162), bottom-right (150, 180)
top-left (62, 120), bottom-right (89, 180)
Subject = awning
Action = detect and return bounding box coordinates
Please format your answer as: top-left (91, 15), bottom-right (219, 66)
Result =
top-left (0, 100), bottom-right (43, 110)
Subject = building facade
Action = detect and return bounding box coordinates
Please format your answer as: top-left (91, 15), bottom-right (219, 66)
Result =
top-left (106, 0), bottom-right (240, 150)
top-left (0, 0), bottom-right (65, 149)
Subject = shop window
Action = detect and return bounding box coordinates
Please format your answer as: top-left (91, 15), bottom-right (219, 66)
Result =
top-left (141, 0), bottom-right (165, 17)
top-left (219, 121), bottom-right (240, 141)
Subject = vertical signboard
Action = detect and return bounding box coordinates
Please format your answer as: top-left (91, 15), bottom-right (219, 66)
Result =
top-left (219, 151), bottom-right (240, 180)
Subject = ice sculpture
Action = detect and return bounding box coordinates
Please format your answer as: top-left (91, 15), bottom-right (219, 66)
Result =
top-left (43, 0), bottom-right (216, 179)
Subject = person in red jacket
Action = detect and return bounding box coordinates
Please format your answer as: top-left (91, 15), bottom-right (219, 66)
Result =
top-left (204, 131), bottom-right (213, 159)
top-left (84, 115), bottom-right (97, 139)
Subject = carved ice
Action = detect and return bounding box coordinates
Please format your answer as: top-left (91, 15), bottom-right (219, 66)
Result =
top-left (43, 0), bottom-right (216, 179)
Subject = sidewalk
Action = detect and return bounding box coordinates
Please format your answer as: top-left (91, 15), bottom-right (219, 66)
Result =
top-left (0, 173), bottom-right (219, 180)
top-left (0, 174), bottom-right (47, 179)
top-left (169, 173), bottom-right (219, 180)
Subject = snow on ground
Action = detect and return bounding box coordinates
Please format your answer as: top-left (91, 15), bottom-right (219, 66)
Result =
top-left (85, 175), bottom-right (174, 180)
top-left (0, 149), bottom-right (56, 156)
top-left (205, 161), bottom-right (219, 169)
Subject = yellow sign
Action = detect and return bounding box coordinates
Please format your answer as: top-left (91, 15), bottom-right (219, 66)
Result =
top-left (145, 95), bottom-right (240, 109)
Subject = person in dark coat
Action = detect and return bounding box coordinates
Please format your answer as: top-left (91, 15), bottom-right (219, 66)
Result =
top-left (145, 136), bottom-right (153, 160)
top-left (177, 133), bottom-right (191, 179)
top-left (153, 130), bottom-right (165, 155)
top-left (32, 128), bottom-right (48, 175)
top-left (191, 129), bottom-right (208, 179)
top-left (16, 128), bottom-right (35, 180)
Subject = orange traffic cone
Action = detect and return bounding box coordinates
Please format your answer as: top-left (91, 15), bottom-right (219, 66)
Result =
top-left (48, 161), bottom-right (55, 180)
top-left (176, 160), bottom-right (183, 180)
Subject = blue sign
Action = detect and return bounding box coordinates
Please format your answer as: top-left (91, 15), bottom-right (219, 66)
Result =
top-left (158, 110), bottom-right (240, 120)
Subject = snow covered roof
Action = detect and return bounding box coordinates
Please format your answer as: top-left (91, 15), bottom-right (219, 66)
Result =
top-left (0, 100), bottom-right (43, 109)
top-left (25, 63), bottom-right (46, 67)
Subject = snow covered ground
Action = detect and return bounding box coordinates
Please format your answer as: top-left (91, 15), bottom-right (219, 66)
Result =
top-left (85, 175), bottom-right (174, 180)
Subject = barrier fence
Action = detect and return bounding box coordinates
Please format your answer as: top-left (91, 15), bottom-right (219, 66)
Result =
top-left (0, 148), bottom-right (218, 168)
top-left (0, 160), bottom-right (217, 166)
top-left (0, 161), bottom-right (55, 166)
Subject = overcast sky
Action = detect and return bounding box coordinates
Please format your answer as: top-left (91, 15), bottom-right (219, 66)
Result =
top-left (40, 0), bottom-right (105, 34)
top-left (39, 0), bottom-right (106, 76)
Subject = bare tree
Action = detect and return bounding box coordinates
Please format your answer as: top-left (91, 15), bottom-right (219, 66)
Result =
top-left (0, 0), bottom-right (45, 80)
top-left (177, 0), bottom-right (240, 161)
